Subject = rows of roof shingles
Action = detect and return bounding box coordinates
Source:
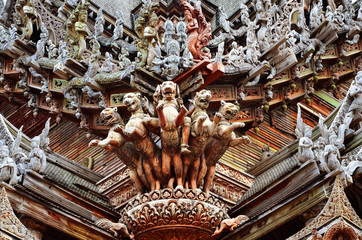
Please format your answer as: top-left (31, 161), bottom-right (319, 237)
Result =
top-left (0, 101), bottom-right (120, 176)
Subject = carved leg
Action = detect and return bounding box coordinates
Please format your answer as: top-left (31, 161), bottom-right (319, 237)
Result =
top-left (162, 151), bottom-right (172, 186)
top-left (197, 153), bottom-right (207, 187)
top-left (157, 103), bottom-right (166, 128)
top-left (143, 159), bottom-right (157, 191)
top-left (195, 116), bottom-right (206, 136)
top-left (152, 154), bottom-right (164, 186)
top-left (129, 168), bottom-right (145, 192)
top-left (203, 165), bottom-right (216, 194)
top-left (189, 158), bottom-right (200, 189)
top-left (175, 106), bottom-right (188, 128)
top-left (136, 159), bottom-right (150, 190)
top-left (223, 122), bottom-right (245, 139)
top-left (181, 117), bottom-right (191, 155)
top-left (173, 153), bottom-right (183, 187)
top-left (182, 155), bottom-right (192, 185)
top-left (208, 112), bottom-right (222, 135)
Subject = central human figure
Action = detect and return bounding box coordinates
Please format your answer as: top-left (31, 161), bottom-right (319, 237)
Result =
top-left (145, 81), bottom-right (190, 188)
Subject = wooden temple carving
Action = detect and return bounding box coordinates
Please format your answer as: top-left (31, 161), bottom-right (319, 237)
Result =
top-left (0, 0), bottom-right (361, 239)
top-left (287, 175), bottom-right (362, 240)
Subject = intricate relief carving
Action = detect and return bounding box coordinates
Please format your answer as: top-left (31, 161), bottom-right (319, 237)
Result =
top-left (215, 163), bottom-right (253, 187)
top-left (0, 188), bottom-right (36, 239)
top-left (97, 167), bottom-right (130, 193)
top-left (118, 188), bottom-right (228, 240)
top-left (210, 178), bottom-right (246, 203)
top-left (286, 175), bottom-right (362, 240)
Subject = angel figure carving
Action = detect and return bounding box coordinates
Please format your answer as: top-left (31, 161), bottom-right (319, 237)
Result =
top-left (295, 105), bottom-right (314, 164)
top-left (0, 142), bottom-right (17, 185)
top-left (29, 118), bottom-right (51, 173)
top-left (180, 0), bottom-right (212, 61)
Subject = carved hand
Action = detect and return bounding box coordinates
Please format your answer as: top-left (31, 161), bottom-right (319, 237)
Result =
top-left (214, 112), bottom-right (222, 124)
top-left (88, 139), bottom-right (100, 147)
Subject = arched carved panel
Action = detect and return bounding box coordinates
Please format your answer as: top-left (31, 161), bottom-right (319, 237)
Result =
top-left (322, 218), bottom-right (358, 240)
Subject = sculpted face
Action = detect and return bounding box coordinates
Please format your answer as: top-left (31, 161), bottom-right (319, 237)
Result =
top-left (123, 93), bottom-right (142, 112)
top-left (101, 107), bottom-right (121, 125)
top-left (219, 101), bottom-right (239, 120)
top-left (160, 81), bottom-right (177, 100)
top-left (195, 90), bottom-right (211, 110)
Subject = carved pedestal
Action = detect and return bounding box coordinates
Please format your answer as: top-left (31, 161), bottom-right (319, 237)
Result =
top-left (119, 188), bottom-right (227, 240)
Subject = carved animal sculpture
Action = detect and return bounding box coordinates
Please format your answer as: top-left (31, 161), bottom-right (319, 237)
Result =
top-left (89, 107), bottom-right (147, 192)
top-left (144, 81), bottom-right (189, 187)
top-left (212, 215), bottom-right (249, 236)
top-left (95, 219), bottom-right (134, 239)
top-left (115, 93), bottom-right (161, 191)
top-left (183, 90), bottom-right (221, 189)
top-left (200, 101), bottom-right (250, 193)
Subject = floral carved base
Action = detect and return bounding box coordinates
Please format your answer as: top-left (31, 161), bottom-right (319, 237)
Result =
top-left (119, 188), bottom-right (228, 240)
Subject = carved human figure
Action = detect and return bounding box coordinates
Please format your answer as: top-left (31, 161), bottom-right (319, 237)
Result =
top-left (228, 41), bottom-right (246, 67)
top-left (94, 8), bottom-right (105, 38)
top-left (0, 144), bottom-right (17, 185)
top-left (74, 8), bottom-right (90, 59)
top-left (257, 19), bottom-right (270, 53)
top-left (298, 126), bottom-right (314, 163)
top-left (162, 40), bottom-right (182, 80)
top-left (183, 90), bottom-right (221, 189)
top-left (337, 71), bottom-right (362, 145)
top-left (176, 21), bottom-right (187, 51)
top-left (53, 41), bottom-right (68, 71)
top-left (321, 134), bottom-right (341, 172)
top-left (29, 23), bottom-right (48, 62)
top-left (295, 106), bottom-right (314, 163)
top-left (118, 48), bottom-right (132, 70)
top-left (46, 40), bottom-right (58, 59)
top-left (309, 0), bottom-right (323, 30)
top-left (89, 107), bottom-right (146, 191)
top-left (162, 20), bottom-right (174, 44)
top-left (85, 38), bottom-right (101, 84)
top-left (143, 13), bottom-right (160, 68)
top-left (144, 81), bottom-right (190, 187)
top-left (28, 136), bottom-right (47, 172)
top-left (101, 52), bottom-right (115, 73)
top-left (114, 93), bottom-right (162, 190)
top-left (201, 101), bottom-right (250, 193)
top-left (180, 0), bottom-right (212, 61)
top-left (325, 6), bottom-right (333, 21)
top-left (240, 0), bottom-right (250, 25)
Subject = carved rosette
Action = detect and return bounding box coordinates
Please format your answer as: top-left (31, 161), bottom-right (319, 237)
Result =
top-left (119, 188), bottom-right (228, 240)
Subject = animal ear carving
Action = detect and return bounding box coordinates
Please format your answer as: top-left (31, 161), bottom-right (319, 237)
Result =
top-left (220, 100), bottom-right (226, 106)
top-left (112, 107), bottom-right (118, 112)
